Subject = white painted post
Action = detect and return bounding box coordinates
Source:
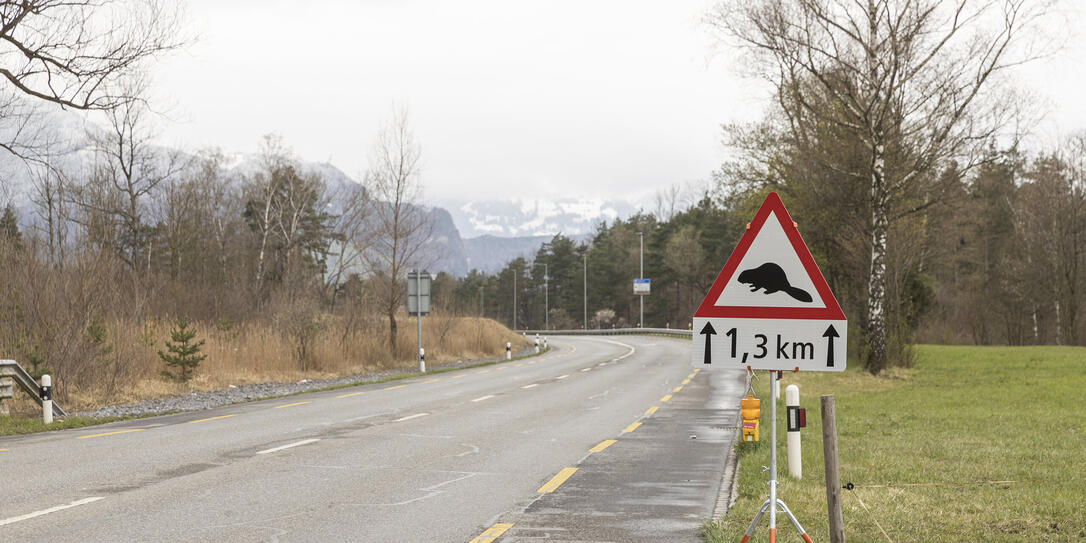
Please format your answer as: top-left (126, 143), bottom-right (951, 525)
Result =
top-left (506, 342), bottom-right (511, 360)
top-left (534, 338), bottom-right (540, 354)
top-left (41, 374), bottom-right (53, 425)
top-left (786, 384), bottom-right (801, 478)
top-left (419, 348), bottom-right (426, 373)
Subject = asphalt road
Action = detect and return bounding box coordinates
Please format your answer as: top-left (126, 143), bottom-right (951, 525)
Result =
top-left (0, 335), bottom-right (745, 542)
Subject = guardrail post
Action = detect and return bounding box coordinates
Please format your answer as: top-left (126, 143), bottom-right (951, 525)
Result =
top-left (41, 374), bottom-right (53, 424)
top-left (506, 342), bottom-right (511, 360)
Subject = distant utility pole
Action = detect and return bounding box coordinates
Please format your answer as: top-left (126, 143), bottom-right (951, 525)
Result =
top-left (513, 264), bottom-right (517, 331)
top-left (544, 263), bottom-right (549, 331)
top-left (583, 252), bottom-right (588, 329)
top-left (639, 231), bottom-right (644, 328)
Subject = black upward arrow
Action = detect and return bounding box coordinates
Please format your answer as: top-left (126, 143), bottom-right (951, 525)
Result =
top-left (700, 322), bottom-right (716, 365)
top-left (822, 324), bottom-right (840, 367)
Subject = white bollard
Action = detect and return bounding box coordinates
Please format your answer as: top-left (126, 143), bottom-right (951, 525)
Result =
top-left (534, 338), bottom-right (540, 354)
top-left (506, 342), bottom-right (511, 360)
top-left (419, 348), bottom-right (426, 373)
top-left (41, 374), bottom-right (53, 425)
top-left (543, 337), bottom-right (548, 349)
top-left (786, 384), bottom-right (801, 478)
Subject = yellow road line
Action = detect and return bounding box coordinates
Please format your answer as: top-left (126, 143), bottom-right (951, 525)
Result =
top-left (422, 378), bottom-right (440, 384)
top-left (660, 394), bottom-right (673, 402)
top-left (452, 374), bottom-right (468, 379)
top-left (526, 361), bottom-right (536, 365)
top-left (589, 439), bottom-right (617, 453)
top-left (497, 366), bottom-right (509, 371)
top-left (383, 385), bottom-right (408, 390)
top-left (188, 414), bottom-right (237, 424)
top-left (623, 421), bottom-right (642, 433)
top-left (538, 467), bottom-right (579, 493)
top-left (682, 379), bottom-right (691, 385)
top-left (469, 522), bottom-right (515, 543)
top-left (274, 401), bottom-right (311, 409)
top-left (0, 449), bottom-right (7, 452)
top-left (514, 363), bottom-right (523, 367)
top-left (672, 386), bottom-right (683, 392)
top-left (336, 391), bottom-right (365, 398)
top-left (693, 368), bottom-right (701, 373)
top-left (645, 406), bottom-right (659, 415)
top-left (687, 373), bottom-right (696, 379)
top-left (76, 428), bottom-right (144, 439)
top-left (477, 370), bottom-right (490, 374)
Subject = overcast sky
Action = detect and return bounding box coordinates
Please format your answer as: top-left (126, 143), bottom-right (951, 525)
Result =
top-left (153, 0), bottom-right (1085, 206)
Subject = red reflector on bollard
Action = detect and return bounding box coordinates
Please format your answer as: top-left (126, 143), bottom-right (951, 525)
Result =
top-left (798, 408), bottom-right (806, 428)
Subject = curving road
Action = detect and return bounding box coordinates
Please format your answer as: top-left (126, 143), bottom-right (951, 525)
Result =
top-left (0, 335), bottom-right (744, 542)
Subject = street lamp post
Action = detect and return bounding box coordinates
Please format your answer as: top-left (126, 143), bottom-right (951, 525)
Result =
top-left (544, 263), bottom-right (549, 331)
top-left (639, 231), bottom-right (644, 328)
top-left (583, 252), bottom-right (588, 330)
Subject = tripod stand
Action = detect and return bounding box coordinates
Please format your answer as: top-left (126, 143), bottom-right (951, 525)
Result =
top-left (740, 370), bottom-right (813, 543)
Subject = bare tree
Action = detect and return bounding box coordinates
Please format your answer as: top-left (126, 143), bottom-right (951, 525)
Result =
top-left (364, 109), bottom-right (434, 351)
top-left (710, 0), bottom-right (1054, 373)
top-left (0, 0), bottom-right (185, 164)
top-left (243, 135), bottom-right (332, 301)
top-left (76, 96), bottom-right (186, 270)
top-left (324, 182), bottom-right (372, 313)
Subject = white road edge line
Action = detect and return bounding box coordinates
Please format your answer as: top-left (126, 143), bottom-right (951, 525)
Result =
top-left (471, 395), bottom-right (495, 402)
top-left (394, 413), bottom-right (429, 422)
top-left (256, 438), bottom-right (320, 455)
top-left (581, 368), bottom-right (591, 372)
top-left (0, 497), bottom-right (105, 527)
top-left (556, 374), bottom-right (569, 380)
top-left (521, 383), bottom-right (539, 389)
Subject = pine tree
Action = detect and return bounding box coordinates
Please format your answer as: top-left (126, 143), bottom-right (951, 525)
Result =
top-left (0, 204), bottom-right (20, 247)
top-left (158, 316), bottom-right (207, 382)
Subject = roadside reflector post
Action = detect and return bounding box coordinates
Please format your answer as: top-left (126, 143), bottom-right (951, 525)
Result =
top-left (785, 384), bottom-right (801, 478)
top-left (506, 342), bottom-right (511, 360)
top-left (822, 394), bottom-right (845, 543)
top-left (418, 348), bottom-right (426, 373)
top-left (40, 374), bottom-right (53, 424)
top-left (534, 337), bottom-right (540, 354)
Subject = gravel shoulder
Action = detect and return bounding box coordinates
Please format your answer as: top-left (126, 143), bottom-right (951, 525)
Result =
top-left (77, 346), bottom-right (540, 419)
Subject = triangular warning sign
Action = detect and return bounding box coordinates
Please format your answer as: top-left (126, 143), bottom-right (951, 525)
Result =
top-left (694, 192), bottom-right (844, 320)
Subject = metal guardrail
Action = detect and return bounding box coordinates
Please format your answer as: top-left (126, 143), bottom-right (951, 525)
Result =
top-left (520, 327), bottom-right (693, 338)
top-left (0, 360), bottom-right (67, 418)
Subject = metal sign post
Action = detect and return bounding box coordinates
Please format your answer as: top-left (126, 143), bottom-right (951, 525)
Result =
top-left (407, 270), bottom-right (431, 373)
top-left (740, 370), bottom-right (812, 543)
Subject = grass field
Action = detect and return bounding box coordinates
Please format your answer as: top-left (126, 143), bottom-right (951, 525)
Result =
top-left (702, 345), bottom-right (1086, 542)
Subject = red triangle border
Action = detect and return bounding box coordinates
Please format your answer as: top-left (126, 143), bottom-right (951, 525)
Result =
top-left (694, 192), bottom-right (845, 320)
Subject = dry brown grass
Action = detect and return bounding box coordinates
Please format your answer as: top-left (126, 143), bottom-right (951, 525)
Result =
top-left (9, 315), bottom-right (528, 411)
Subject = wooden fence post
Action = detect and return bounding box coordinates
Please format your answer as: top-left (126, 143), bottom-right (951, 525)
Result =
top-left (822, 394), bottom-right (845, 543)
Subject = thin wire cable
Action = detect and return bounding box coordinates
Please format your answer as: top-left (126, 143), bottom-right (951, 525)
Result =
top-left (850, 490), bottom-right (894, 543)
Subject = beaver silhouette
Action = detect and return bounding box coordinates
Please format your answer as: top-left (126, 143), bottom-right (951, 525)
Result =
top-left (737, 262), bottom-right (812, 302)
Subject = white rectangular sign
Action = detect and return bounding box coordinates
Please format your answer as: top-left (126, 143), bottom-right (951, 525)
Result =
top-left (691, 317), bottom-right (846, 371)
top-left (633, 278), bottom-right (650, 295)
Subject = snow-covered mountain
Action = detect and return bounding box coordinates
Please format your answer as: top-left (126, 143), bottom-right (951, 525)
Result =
top-left (442, 198), bottom-right (639, 239)
top-left (0, 115), bottom-right (642, 276)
